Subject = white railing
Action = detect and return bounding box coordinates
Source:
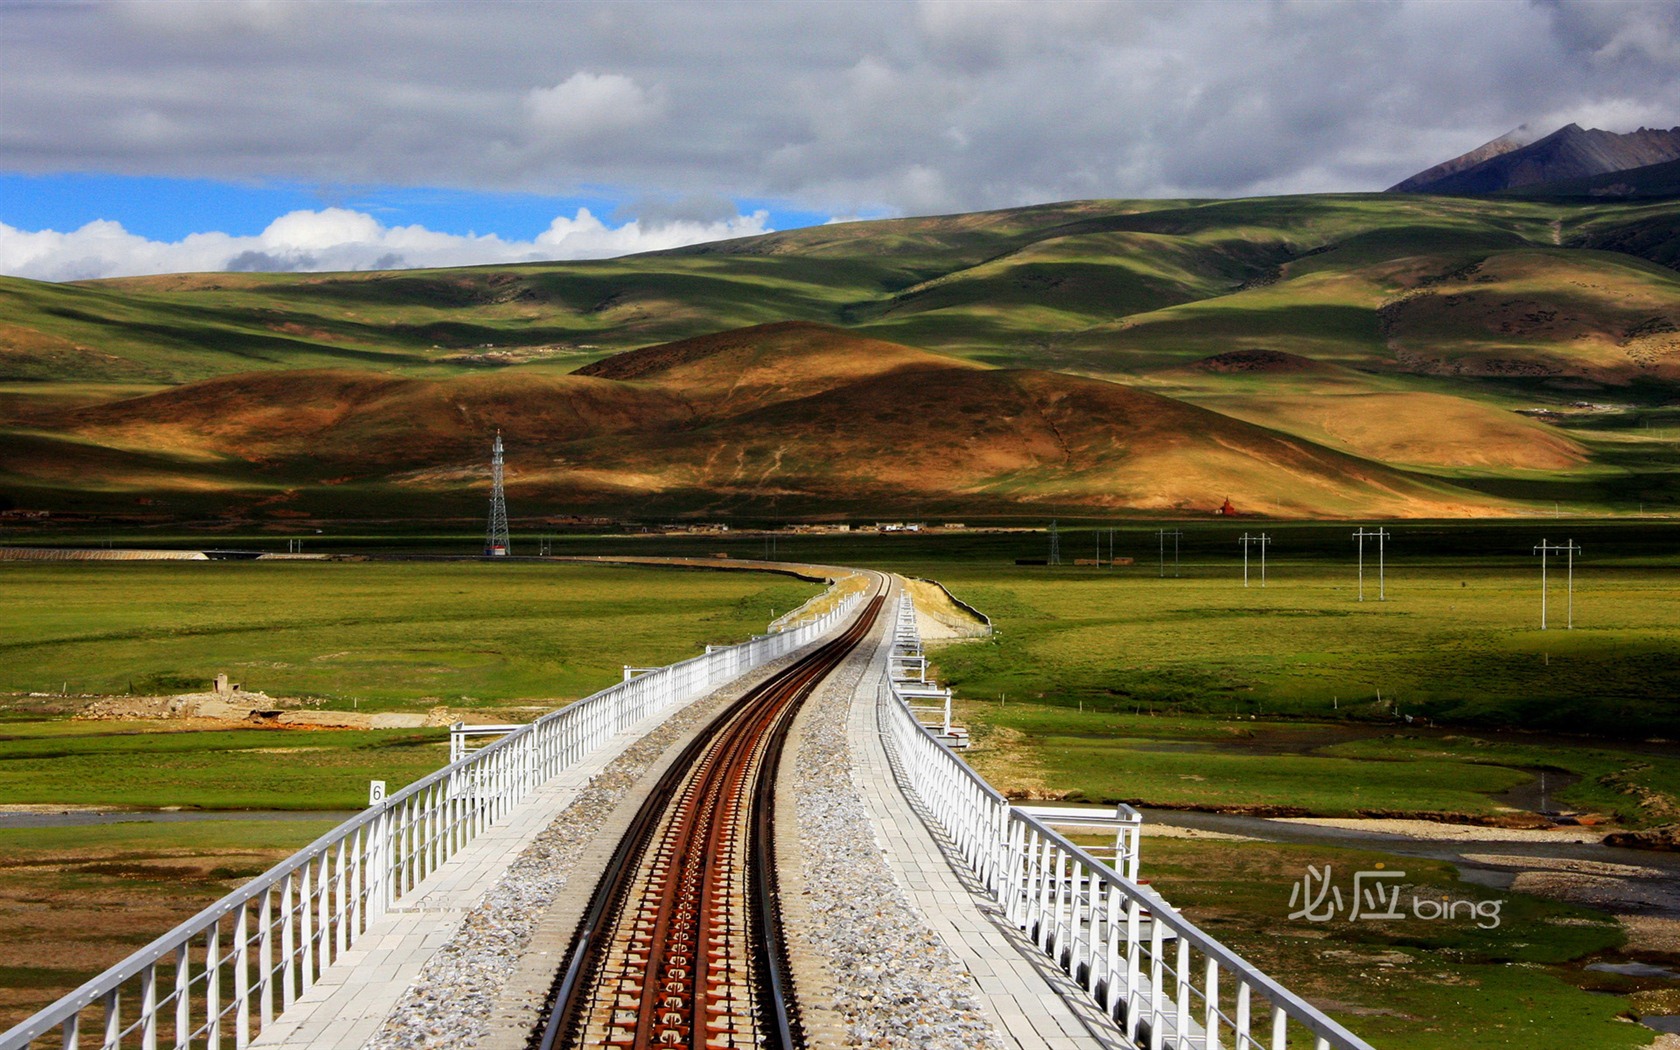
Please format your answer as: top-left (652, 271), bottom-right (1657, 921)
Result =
top-left (0, 592), bottom-right (863, 1050)
top-left (878, 593), bottom-right (1373, 1050)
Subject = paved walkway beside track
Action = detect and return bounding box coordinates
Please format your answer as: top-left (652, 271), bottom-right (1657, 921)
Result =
top-left (848, 592), bottom-right (1133, 1050)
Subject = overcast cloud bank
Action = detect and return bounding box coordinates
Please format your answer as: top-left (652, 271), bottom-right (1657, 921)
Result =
top-left (0, 208), bottom-right (773, 282)
top-left (2, 0), bottom-right (1678, 279)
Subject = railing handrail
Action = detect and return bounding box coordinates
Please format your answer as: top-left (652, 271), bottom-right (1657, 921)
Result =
top-left (879, 584), bottom-right (1374, 1050)
top-left (1, 587), bottom-right (863, 1050)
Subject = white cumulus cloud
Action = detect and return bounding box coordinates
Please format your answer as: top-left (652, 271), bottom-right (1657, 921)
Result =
top-left (0, 206), bottom-right (774, 282)
top-left (524, 72), bottom-right (664, 143)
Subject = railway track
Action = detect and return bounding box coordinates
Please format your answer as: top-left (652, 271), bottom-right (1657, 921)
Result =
top-left (532, 590), bottom-right (886, 1050)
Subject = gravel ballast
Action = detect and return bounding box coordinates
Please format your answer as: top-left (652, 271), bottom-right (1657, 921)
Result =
top-left (784, 613), bottom-right (1007, 1050)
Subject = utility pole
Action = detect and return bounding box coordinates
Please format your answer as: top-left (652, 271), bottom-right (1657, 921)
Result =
top-left (1239, 532), bottom-right (1271, 588)
top-left (1533, 538), bottom-right (1581, 629)
top-left (1352, 527), bottom-right (1390, 601)
top-left (1155, 528), bottom-right (1183, 578)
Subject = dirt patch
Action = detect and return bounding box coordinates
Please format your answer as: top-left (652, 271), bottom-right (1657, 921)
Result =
top-left (1511, 870), bottom-right (1678, 914)
top-left (1138, 824), bottom-right (1258, 843)
top-left (903, 577), bottom-right (990, 642)
top-left (70, 693), bottom-right (435, 730)
top-left (1272, 816), bottom-right (1604, 843)
top-left (963, 723), bottom-right (1056, 799)
top-left (1625, 916), bottom-right (1680, 954)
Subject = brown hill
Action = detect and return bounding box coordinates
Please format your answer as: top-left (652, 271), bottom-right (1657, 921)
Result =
top-left (68, 369), bottom-right (687, 468)
top-left (574, 320), bottom-right (977, 416)
top-left (34, 324), bottom-right (1505, 517)
top-left (549, 363), bottom-right (1494, 518)
top-left (1391, 124), bottom-right (1680, 195)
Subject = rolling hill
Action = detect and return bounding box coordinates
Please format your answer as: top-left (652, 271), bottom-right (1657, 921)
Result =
top-left (2, 191), bottom-right (1679, 520)
top-left (1, 323), bottom-right (1500, 520)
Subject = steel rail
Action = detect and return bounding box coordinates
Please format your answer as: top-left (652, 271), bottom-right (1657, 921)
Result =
top-left (535, 590), bottom-right (884, 1050)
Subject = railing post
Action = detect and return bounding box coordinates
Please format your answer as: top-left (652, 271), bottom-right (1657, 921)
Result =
top-left (1236, 980), bottom-right (1252, 1050)
top-left (234, 904), bottom-right (250, 1048)
top-left (1125, 895), bottom-right (1142, 1034)
top-left (1204, 955), bottom-right (1219, 1049)
top-left (299, 862), bottom-right (316, 995)
top-left (1147, 920), bottom-right (1164, 1050)
top-left (1174, 937), bottom-right (1191, 1050)
top-left (259, 888), bottom-right (275, 1026)
top-left (1103, 881), bottom-right (1121, 1015)
top-left (139, 964), bottom-right (157, 1050)
top-left (176, 940), bottom-right (192, 1041)
top-left (101, 990), bottom-right (119, 1050)
top-left (206, 920), bottom-right (221, 1050)
top-left (279, 873), bottom-right (296, 1007)
top-left (334, 838), bottom-right (350, 960)
top-left (313, 855), bottom-right (328, 978)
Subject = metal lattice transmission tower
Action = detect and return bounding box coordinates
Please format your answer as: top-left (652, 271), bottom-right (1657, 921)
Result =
top-left (1048, 520), bottom-right (1061, 565)
top-left (484, 430), bottom-right (510, 557)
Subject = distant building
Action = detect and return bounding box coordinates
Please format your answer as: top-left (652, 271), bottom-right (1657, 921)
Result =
top-left (1217, 497), bottom-right (1237, 516)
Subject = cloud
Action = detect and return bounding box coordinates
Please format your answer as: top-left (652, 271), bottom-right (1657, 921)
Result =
top-left (2, 1), bottom-right (1679, 215)
top-left (524, 72), bottom-right (664, 144)
top-left (0, 207), bottom-right (773, 282)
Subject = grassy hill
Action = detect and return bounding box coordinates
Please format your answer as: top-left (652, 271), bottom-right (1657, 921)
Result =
top-left (3, 192), bottom-right (1679, 520)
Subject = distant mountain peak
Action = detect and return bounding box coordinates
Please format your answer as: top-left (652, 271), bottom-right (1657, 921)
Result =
top-left (1387, 126), bottom-right (1540, 193)
top-left (1390, 121), bottom-right (1680, 195)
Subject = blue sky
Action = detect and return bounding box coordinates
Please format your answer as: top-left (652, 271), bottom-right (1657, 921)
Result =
top-left (0, 173), bottom-right (832, 245)
top-left (3, 0), bottom-right (1676, 281)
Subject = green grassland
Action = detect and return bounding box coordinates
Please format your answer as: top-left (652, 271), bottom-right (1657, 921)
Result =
top-left (922, 550), bottom-right (1680, 737)
top-left (0, 560), bottom-right (817, 810)
top-left (0, 725), bottom-right (448, 810)
top-left (0, 560), bottom-right (818, 708)
top-left (1126, 836), bottom-right (1648, 1050)
top-left (900, 534), bottom-right (1680, 824)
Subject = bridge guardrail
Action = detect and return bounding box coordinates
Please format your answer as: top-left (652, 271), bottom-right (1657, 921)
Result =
top-left (0, 591), bottom-right (863, 1050)
top-left (879, 592), bottom-right (1373, 1050)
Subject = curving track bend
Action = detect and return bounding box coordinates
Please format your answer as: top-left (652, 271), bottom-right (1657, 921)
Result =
top-left (533, 588), bottom-right (886, 1050)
